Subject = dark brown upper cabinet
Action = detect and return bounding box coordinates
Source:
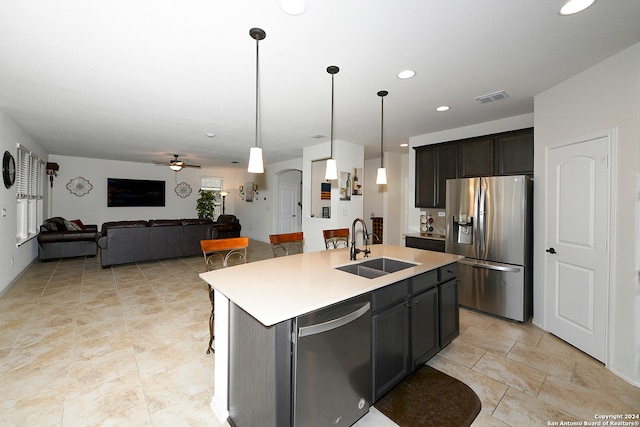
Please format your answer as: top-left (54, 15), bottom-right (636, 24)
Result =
top-left (494, 129), bottom-right (534, 175)
top-left (414, 128), bottom-right (533, 208)
top-left (458, 137), bottom-right (494, 178)
top-left (415, 143), bottom-right (458, 208)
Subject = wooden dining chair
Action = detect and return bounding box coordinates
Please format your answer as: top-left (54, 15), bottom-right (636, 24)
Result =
top-left (269, 232), bottom-right (303, 257)
top-left (323, 228), bottom-right (350, 250)
top-left (200, 236), bottom-right (249, 354)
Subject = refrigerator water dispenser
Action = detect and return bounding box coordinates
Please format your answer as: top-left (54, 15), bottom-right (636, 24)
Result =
top-left (453, 215), bottom-right (473, 245)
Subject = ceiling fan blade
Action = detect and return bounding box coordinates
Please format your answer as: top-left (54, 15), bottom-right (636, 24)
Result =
top-left (182, 164), bottom-right (201, 168)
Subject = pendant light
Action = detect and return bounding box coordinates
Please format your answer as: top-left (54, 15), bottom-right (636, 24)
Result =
top-left (376, 90), bottom-right (388, 185)
top-left (325, 65), bottom-right (339, 180)
top-left (247, 28), bottom-right (266, 173)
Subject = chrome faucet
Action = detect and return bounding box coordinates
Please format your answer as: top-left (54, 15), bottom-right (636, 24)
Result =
top-left (350, 218), bottom-right (371, 260)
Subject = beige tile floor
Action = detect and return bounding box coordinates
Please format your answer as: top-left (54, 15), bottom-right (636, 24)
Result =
top-left (0, 240), bottom-right (638, 426)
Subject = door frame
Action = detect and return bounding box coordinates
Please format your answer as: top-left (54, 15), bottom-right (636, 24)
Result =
top-left (543, 129), bottom-right (616, 364)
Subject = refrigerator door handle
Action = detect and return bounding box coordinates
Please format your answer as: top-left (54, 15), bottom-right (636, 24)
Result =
top-left (477, 181), bottom-right (486, 255)
top-left (459, 259), bottom-right (521, 273)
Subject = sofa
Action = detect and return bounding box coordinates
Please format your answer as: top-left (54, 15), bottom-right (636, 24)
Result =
top-left (212, 214), bottom-right (242, 238)
top-left (38, 217), bottom-right (99, 260)
top-left (97, 218), bottom-right (219, 267)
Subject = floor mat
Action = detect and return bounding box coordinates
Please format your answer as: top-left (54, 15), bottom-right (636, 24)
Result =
top-left (374, 364), bottom-right (481, 427)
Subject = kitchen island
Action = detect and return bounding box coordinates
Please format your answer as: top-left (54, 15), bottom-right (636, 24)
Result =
top-left (199, 244), bottom-right (463, 426)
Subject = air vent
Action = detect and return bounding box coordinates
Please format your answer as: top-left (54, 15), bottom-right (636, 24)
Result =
top-left (475, 90), bottom-right (509, 104)
top-left (309, 133), bottom-right (326, 139)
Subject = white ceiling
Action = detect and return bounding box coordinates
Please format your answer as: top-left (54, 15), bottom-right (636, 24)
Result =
top-left (1, 0), bottom-right (639, 169)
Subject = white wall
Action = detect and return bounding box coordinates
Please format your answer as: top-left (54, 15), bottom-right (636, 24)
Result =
top-left (47, 155), bottom-right (244, 227)
top-left (534, 42), bottom-right (640, 385)
top-left (407, 114), bottom-right (535, 235)
top-left (0, 112), bottom-right (47, 295)
top-left (302, 140), bottom-right (364, 252)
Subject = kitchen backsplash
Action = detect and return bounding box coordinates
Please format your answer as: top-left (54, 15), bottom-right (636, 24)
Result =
top-left (419, 209), bottom-right (446, 236)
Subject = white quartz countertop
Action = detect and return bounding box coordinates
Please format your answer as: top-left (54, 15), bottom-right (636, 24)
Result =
top-left (199, 244), bottom-right (463, 327)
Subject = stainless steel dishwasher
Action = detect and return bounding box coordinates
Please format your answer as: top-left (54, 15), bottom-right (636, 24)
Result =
top-left (293, 294), bottom-right (371, 426)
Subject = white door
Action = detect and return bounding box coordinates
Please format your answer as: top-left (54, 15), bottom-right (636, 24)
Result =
top-left (279, 183), bottom-right (297, 233)
top-left (545, 135), bottom-right (610, 362)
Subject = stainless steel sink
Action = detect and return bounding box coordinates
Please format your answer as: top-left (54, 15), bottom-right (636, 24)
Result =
top-left (335, 257), bottom-right (418, 279)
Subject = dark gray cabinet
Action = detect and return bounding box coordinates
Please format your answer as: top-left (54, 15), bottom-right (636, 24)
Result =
top-left (370, 264), bottom-right (459, 402)
top-left (371, 299), bottom-right (409, 400)
top-left (438, 279), bottom-right (459, 347)
top-left (410, 287), bottom-right (439, 368)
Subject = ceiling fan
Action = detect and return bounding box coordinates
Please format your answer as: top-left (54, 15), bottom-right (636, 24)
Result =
top-left (154, 154), bottom-right (201, 172)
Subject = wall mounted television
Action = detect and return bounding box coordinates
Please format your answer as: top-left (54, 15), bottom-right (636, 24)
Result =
top-left (107, 178), bottom-right (166, 207)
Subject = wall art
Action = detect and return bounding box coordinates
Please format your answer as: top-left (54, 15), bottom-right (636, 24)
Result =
top-left (66, 177), bottom-right (93, 197)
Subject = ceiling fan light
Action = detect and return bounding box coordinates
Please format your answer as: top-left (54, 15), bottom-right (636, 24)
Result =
top-left (170, 164), bottom-right (183, 171)
top-left (248, 146), bottom-right (264, 173)
top-left (376, 167), bottom-right (387, 185)
top-left (325, 158), bottom-right (338, 180)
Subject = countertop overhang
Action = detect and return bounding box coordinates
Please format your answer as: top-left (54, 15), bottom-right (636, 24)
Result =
top-left (199, 244), bottom-right (463, 326)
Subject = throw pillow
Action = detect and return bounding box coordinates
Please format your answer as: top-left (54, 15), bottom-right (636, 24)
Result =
top-left (64, 220), bottom-right (82, 231)
top-left (70, 219), bottom-right (87, 230)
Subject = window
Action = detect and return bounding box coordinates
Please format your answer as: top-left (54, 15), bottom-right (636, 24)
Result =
top-left (16, 144), bottom-right (45, 245)
top-left (201, 177), bottom-right (223, 219)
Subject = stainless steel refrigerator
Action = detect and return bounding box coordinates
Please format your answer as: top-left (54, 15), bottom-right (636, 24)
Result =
top-left (445, 175), bottom-right (533, 322)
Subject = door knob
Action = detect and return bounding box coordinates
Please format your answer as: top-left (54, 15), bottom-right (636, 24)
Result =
top-left (546, 247), bottom-right (557, 254)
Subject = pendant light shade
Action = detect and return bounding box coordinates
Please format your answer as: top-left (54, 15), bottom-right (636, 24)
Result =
top-left (248, 147), bottom-right (264, 173)
top-left (248, 28), bottom-right (266, 174)
top-left (325, 65), bottom-right (340, 180)
top-left (376, 90), bottom-right (388, 185)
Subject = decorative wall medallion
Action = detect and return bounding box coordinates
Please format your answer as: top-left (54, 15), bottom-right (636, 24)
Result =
top-left (66, 176), bottom-right (93, 197)
top-left (175, 181), bottom-right (192, 198)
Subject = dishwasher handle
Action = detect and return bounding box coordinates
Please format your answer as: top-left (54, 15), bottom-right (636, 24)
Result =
top-left (298, 302), bottom-right (370, 338)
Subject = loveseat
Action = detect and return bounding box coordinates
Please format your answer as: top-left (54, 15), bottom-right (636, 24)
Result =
top-left (38, 217), bottom-right (99, 260)
top-left (97, 218), bottom-right (217, 267)
top-left (212, 214), bottom-right (242, 238)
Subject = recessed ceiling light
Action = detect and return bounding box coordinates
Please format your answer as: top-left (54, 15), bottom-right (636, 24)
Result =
top-left (400, 143), bottom-right (409, 147)
top-left (205, 132), bottom-right (216, 138)
top-left (397, 70), bottom-right (416, 80)
top-left (559, 0), bottom-right (596, 15)
top-left (435, 106), bottom-right (450, 112)
top-left (280, 0), bottom-right (306, 15)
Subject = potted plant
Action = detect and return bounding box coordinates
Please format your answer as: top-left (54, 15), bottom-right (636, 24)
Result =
top-left (196, 189), bottom-right (216, 220)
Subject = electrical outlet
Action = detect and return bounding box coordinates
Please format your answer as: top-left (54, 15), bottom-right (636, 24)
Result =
top-left (1, 208), bottom-right (6, 218)
top-left (438, 211), bottom-right (445, 217)
top-left (10, 258), bottom-right (14, 267)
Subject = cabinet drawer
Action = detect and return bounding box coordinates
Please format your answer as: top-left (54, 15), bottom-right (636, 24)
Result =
top-left (372, 280), bottom-right (408, 312)
top-left (410, 270), bottom-right (438, 295)
top-left (439, 263), bottom-right (458, 282)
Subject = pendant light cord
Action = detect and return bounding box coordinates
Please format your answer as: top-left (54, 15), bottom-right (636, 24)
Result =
top-left (255, 37), bottom-right (260, 149)
top-left (380, 94), bottom-right (384, 168)
top-left (330, 72), bottom-right (334, 158)
top-left (378, 90), bottom-right (388, 168)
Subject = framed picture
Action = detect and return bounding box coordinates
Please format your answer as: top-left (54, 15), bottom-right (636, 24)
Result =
top-left (339, 171), bottom-right (351, 201)
top-left (352, 167), bottom-right (363, 196)
top-left (321, 182), bottom-right (331, 200)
